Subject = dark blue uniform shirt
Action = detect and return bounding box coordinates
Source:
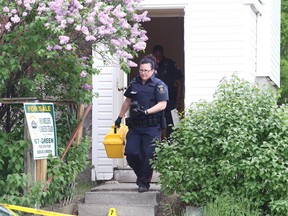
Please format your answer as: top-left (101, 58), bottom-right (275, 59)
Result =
top-left (124, 74), bottom-right (169, 116)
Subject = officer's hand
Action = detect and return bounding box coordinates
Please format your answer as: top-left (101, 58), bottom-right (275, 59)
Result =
top-left (132, 107), bottom-right (146, 116)
top-left (114, 117), bottom-right (122, 128)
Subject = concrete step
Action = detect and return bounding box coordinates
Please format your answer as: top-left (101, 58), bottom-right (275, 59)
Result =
top-left (85, 191), bottom-right (159, 205)
top-left (78, 204), bottom-right (157, 216)
top-left (78, 183), bottom-right (161, 216)
top-left (113, 168), bottom-right (159, 183)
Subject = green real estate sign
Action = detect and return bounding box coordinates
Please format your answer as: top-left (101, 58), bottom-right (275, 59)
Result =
top-left (24, 103), bottom-right (57, 160)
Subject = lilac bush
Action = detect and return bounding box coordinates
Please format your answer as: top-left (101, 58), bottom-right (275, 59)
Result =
top-left (0, 0), bottom-right (149, 103)
top-left (0, 0), bottom-right (149, 207)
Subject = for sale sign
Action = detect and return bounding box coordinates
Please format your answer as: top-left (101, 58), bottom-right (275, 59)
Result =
top-left (24, 103), bottom-right (57, 160)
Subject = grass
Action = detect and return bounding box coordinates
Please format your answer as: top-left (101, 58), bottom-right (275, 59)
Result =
top-left (203, 194), bottom-right (260, 216)
top-left (74, 181), bottom-right (97, 196)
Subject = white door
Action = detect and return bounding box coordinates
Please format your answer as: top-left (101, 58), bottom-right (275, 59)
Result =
top-left (91, 50), bottom-right (126, 181)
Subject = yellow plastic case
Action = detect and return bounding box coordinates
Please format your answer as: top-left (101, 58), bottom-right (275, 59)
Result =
top-left (103, 124), bottom-right (128, 158)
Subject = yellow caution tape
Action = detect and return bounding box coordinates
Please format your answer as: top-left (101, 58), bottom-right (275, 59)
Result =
top-left (108, 207), bottom-right (117, 216)
top-left (1, 203), bottom-right (76, 216)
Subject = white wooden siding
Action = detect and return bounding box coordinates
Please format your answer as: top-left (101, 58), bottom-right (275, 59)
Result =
top-left (186, 0), bottom-right (245, 104)
top-left (256, 0), bottom-right (280, 86)
top-left (243, 5), bottom-right (257, 80)
top-left (184, 0), bottom-right (268, 105)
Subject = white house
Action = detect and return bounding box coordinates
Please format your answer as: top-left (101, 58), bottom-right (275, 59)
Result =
top-left (91, 0), bottom-right (281, 181)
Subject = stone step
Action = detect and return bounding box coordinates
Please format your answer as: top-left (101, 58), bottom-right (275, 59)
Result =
top-left (78, 204), bottom-right (157, 216)
top-left (113, 168), bottom-right (160, 183)
top-left (85, 191), bottom-right (159, 206)
top-left (78, 183), bottom-right (161, 216)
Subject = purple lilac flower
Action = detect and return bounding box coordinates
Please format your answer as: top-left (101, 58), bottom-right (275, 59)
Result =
top-left (5, 22), bottom-right (12, 31)
top-left (85, 35), bottom-right (96, 41)
top-left (75, 25), bottom-right (81, 31)
top-left (87, 16), bottom-right (95, 24)
top-left (129, 38), bottom-right (136, 44)
top-left (117, 50), bottom-right (133, 59)
top-left (80, 57), bottom-right (88, 60)
top-left (112, 5), bottom-right (126, 18)
top-left (119, 19), bottom-right (131, 29)
top-left (111, 39), bottom-right (121, 46)
top-left (131, 24), bottom-right (141, 37)
top-left (119, 38), bottom-right (131, 46)
top-left (3, 7), bottom-right (9, 13)
top-left (24, 2), bottom-right (32, 11)
top-left (128, 60), bottom-right (137, 67)
top-left (133, 11), bottom-right (150, 22)
top-left (99, 13), bottom-right (110, 25)
top-left (11, 9), bottom-right (18, 14)
top-left (53, 45), bottom-right (63, 50)
top-left (82, 84), bottom-right (93, 90)
top-left (11, 15), bottom-right (21, 23)
top-left (80, 70), bottom-right (87, 77)
top-left (47, 45), bottom-right (53, 51)
top-left (140, 35), bottom-right (148, 42)
top-left (59, 35), bottom-right (70, 44)
top-left (65, 44), bottom-right (72, 50)
top-left (81, 26), bottom-right (89, 35)
top-left (67, 18), bottom-right (74, 24)
top-left (73, 0), bottom-right (84, 10)
top-left (60, 20), bottom-right (67, 29)
top-left (133, 41), bottom-right (146, 51)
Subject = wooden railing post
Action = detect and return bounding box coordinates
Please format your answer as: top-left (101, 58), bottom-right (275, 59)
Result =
top-left (75, 104), bottom-right (84, 144)
top-left (36, 159), bottom-right (47, 183)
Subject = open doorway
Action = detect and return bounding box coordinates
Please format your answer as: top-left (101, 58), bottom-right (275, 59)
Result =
top-left (129, 14), bottom-right (185, 111)
top-left (130, 15), bottom-right (185, 82)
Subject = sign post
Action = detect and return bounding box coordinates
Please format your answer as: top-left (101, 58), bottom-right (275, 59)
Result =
top-left (24, 103), bottom-right (57, 182)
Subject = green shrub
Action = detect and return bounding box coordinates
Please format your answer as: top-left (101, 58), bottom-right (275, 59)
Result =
top-left (152, 75), bottom-right (288, 214)
top-left (0, 105), bottom-right (91, 207)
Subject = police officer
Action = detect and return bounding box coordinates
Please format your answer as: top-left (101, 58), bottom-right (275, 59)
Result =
top-left (114, 55), bottom-right (169, 192)
top-left (152, 45), bottom-right (183, 138)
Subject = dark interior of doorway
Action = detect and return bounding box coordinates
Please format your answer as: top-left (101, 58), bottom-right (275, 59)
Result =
top-left (129, 17), bottom-right (185, 84)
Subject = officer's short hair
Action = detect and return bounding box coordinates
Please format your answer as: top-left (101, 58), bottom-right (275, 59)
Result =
top-left (152, 45), bottom-right (164, 54)
top-left (140, 54), bottom-right (158, 70)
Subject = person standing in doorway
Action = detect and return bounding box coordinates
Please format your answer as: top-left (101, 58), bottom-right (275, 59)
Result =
top-left (152, 45), bottom-right (183, 138)
top-left (114, 55), bottom-right (169, 192)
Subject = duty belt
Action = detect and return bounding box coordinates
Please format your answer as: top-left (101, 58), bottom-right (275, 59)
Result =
top-left (125, 115), bottom-right (160, 127)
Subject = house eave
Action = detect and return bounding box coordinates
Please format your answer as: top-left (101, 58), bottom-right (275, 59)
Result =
top-left (242, 0), bottom-right (264, 14)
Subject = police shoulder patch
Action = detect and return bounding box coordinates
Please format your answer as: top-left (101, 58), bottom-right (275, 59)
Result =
top-left (157, 84), bottom-right (165, 94)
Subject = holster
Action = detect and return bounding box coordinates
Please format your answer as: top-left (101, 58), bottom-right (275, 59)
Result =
top-left (160, 111), bottom-right (167, 129)
top-left (160, 117), bottom-right (167, 129)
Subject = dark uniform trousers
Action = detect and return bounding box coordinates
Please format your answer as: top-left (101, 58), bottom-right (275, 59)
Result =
top-left (125, 125), bottom-right (161, 188)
